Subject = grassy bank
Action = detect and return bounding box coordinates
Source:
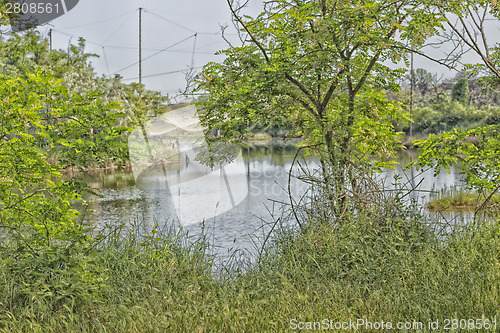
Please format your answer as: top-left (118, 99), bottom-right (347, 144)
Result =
top-left (1, 213), bottom-right (499, 332)
top-left (428, 190), bottom-right (500, 212)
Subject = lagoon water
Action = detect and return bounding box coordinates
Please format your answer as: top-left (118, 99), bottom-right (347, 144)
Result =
top-left (81, 142), bottom-right (469, 260)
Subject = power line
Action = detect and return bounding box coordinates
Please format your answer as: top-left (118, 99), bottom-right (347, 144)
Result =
top-left (147, 8), bottom-right (228, 21)
top-left (112, 34), bottom-right (196, 75)
top-left (121, 67), bottom-right (203, 81)
top-left (145, 10), bottom-right (197, 33)
top-left (170, 40), bottom-right (225, 53)
top-left (102, 46), bottom-right (110, 75)
top-left (102, 11), bottom-right (136, 43)
top-left (51, 28), bottom-right (111, 49)
top-left (50, 29), bottom-right (219, 55)
top-left (98, 45), bottom-right (168, 51)
top-left (42, 8), bottom-right (229, 92)
top-left (57, 10), bottom-right (137, 30)
top-left (197, 31), bottom-right (239, 36)
top-left (51, 29), bottom-right (150, 52)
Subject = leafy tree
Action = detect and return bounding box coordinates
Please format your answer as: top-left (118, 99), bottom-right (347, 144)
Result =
top-left (102, 80), bottom-right (169, 129)
top-left (0, 30), bottom-right (51, 77)
top-left (431, 0), bottom-right (500, 80)
top-left (0, 30), bottom-right (169, 302)
top-left (196, 0), bottom-right (442, 219)
top-left (0, 31), bottom-right (171, 168)
top-left (415, 1), bottom-right (500, 216)
top-left (407, 68), bottom-right (434, 96)
top-left (0, 70), bottom-right (128, 301)
top-left (0, 31), bottom-right (100, 88)
top-left (452, 78), bottom-right (469, 103)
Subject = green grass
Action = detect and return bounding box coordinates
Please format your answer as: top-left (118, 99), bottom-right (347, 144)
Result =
top-left (428, 190), bottom-right (500, 211)
top-left (1, 215), bottom-right (499, 332)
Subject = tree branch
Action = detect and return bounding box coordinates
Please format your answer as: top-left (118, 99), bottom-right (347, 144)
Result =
top-left (285, 73), bottom-right (321, 110)
top-left (227, 0), bottom-right (270, 63)
top-left (321, 68), bottom-right (345, 111)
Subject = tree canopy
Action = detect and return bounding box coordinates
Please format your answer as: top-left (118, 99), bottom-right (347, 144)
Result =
top-left (197, 0), bottom-right (443, 218)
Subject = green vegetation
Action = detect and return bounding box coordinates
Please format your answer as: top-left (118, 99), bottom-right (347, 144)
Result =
top-left (1, 0), bottom-right (500, 331)
top-left (0, 31), bottom-right (170, 170)
top-left (409, 101), bottom-right (493, 134)
top-left (0, 31), bottom-right (170, 331)
top-left (394, 71), bottom-right (500, 136)
top-left (1, 208), bottom-right (499, 332)
top-left (428, 190), bottom-right (500, 211)
top-left (451, 78), bottom-right (469, 104)
top-left (196, 0), bottom-right (445, 219)
top-left (452, 78), bottom-right (469, 104)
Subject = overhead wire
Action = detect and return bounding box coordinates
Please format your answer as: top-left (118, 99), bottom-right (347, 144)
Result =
top-left (145, 10), bottom-right (197, 33)
top-left (121, 67), bottom-right (204, 81)
top-left (51, 29), bottom-right (216, 57)
top-left (169, 40), bottom-right (224, 53)
top-left (102, 11), bottom-right (136, 43)
top-left (51, 28), bottom-right (112, 49)
top-left (146, 8), bottom-right (228, 20)
top-left (96, 45), bottom-right (170, 51)
top-left (56, 10), bottom-right (137, 30)
top-left (144, 11), bottom-right (238, 47)
top-left (51, 29), bottom-right (154, 52)
top-left (102, 46), bottom-right (110, 75)
top-left (111, 34), bottom-right (196, 75)
top-left (45, 7), bottom-right (231, 87)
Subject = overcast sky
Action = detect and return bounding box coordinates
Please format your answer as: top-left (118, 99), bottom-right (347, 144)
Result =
top-left (6, 0), bottom-right (251, 99)
top-left (2, 1), bottom-right (495, 99)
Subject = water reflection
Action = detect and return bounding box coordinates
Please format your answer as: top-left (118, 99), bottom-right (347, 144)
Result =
top-left (81, 144), bottom-right (471, 255)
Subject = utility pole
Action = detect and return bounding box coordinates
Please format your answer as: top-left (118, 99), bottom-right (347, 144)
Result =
top-left (49, 29), bottom-right (52, 50)
top-left (139, 7), bottom-right (142, 84)
top-left (410, 52), bottom-right (413, 138)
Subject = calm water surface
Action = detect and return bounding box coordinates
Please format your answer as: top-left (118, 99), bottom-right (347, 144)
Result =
top-left (80, 142), bottom-right (469, 258)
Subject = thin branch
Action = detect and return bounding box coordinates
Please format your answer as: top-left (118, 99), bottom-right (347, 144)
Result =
top-left (478, 6), bottom-right (491, 59)
top-left (227, 0), bottom-right (270, 63)
top-left (393, 45), bottom-right (460, 71)
top-left (353, 5), bottom-right (409, 95)
top-left (321, 68), bottom-right (345, 111)
top-left (220, 24), bottom-right (234, 48)
top-left (285, 73), bottom-right (321, 110)
top-left (284, 90), bottom-right (320, 120)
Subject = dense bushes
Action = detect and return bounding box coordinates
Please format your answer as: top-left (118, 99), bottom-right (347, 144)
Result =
top-left (408, 101), bottom-right (498, 134)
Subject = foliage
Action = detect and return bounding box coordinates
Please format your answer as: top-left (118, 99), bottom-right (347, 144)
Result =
top-left (437, 0), bottom-right (500, 84)
top-left (399, 69), bottom-right (500, 110)
top-left (0, 30), bottom-right (179, 312)
top-left (414, 2), bottom-right (500, 214)
top-left (0, 29), bottom-right (177, 314)
top-left (427, 190), bottom-right (500, 212)
top-left (414, 125), bottom-right (500, 207)
top-left (409, 101), bottom-right (488, 134)
top-left (407, 67), bottom-right (434, 96)
top-left (102, 80), bottom-right (169, 129)
top-left (0, 31), bottom-right (97, 82)
top-left (0, 70), bottom-right (127, 302)
top-left (0, 31), bottom-right (169, 144)
top-left (0, 211), bottom-right (499, 331)
top-left (483, 105), bottom-right (500, 124)
top-left (452, 78), bottom-right (469, 103)
top-left (197, 0), bottom-right (443, 219)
